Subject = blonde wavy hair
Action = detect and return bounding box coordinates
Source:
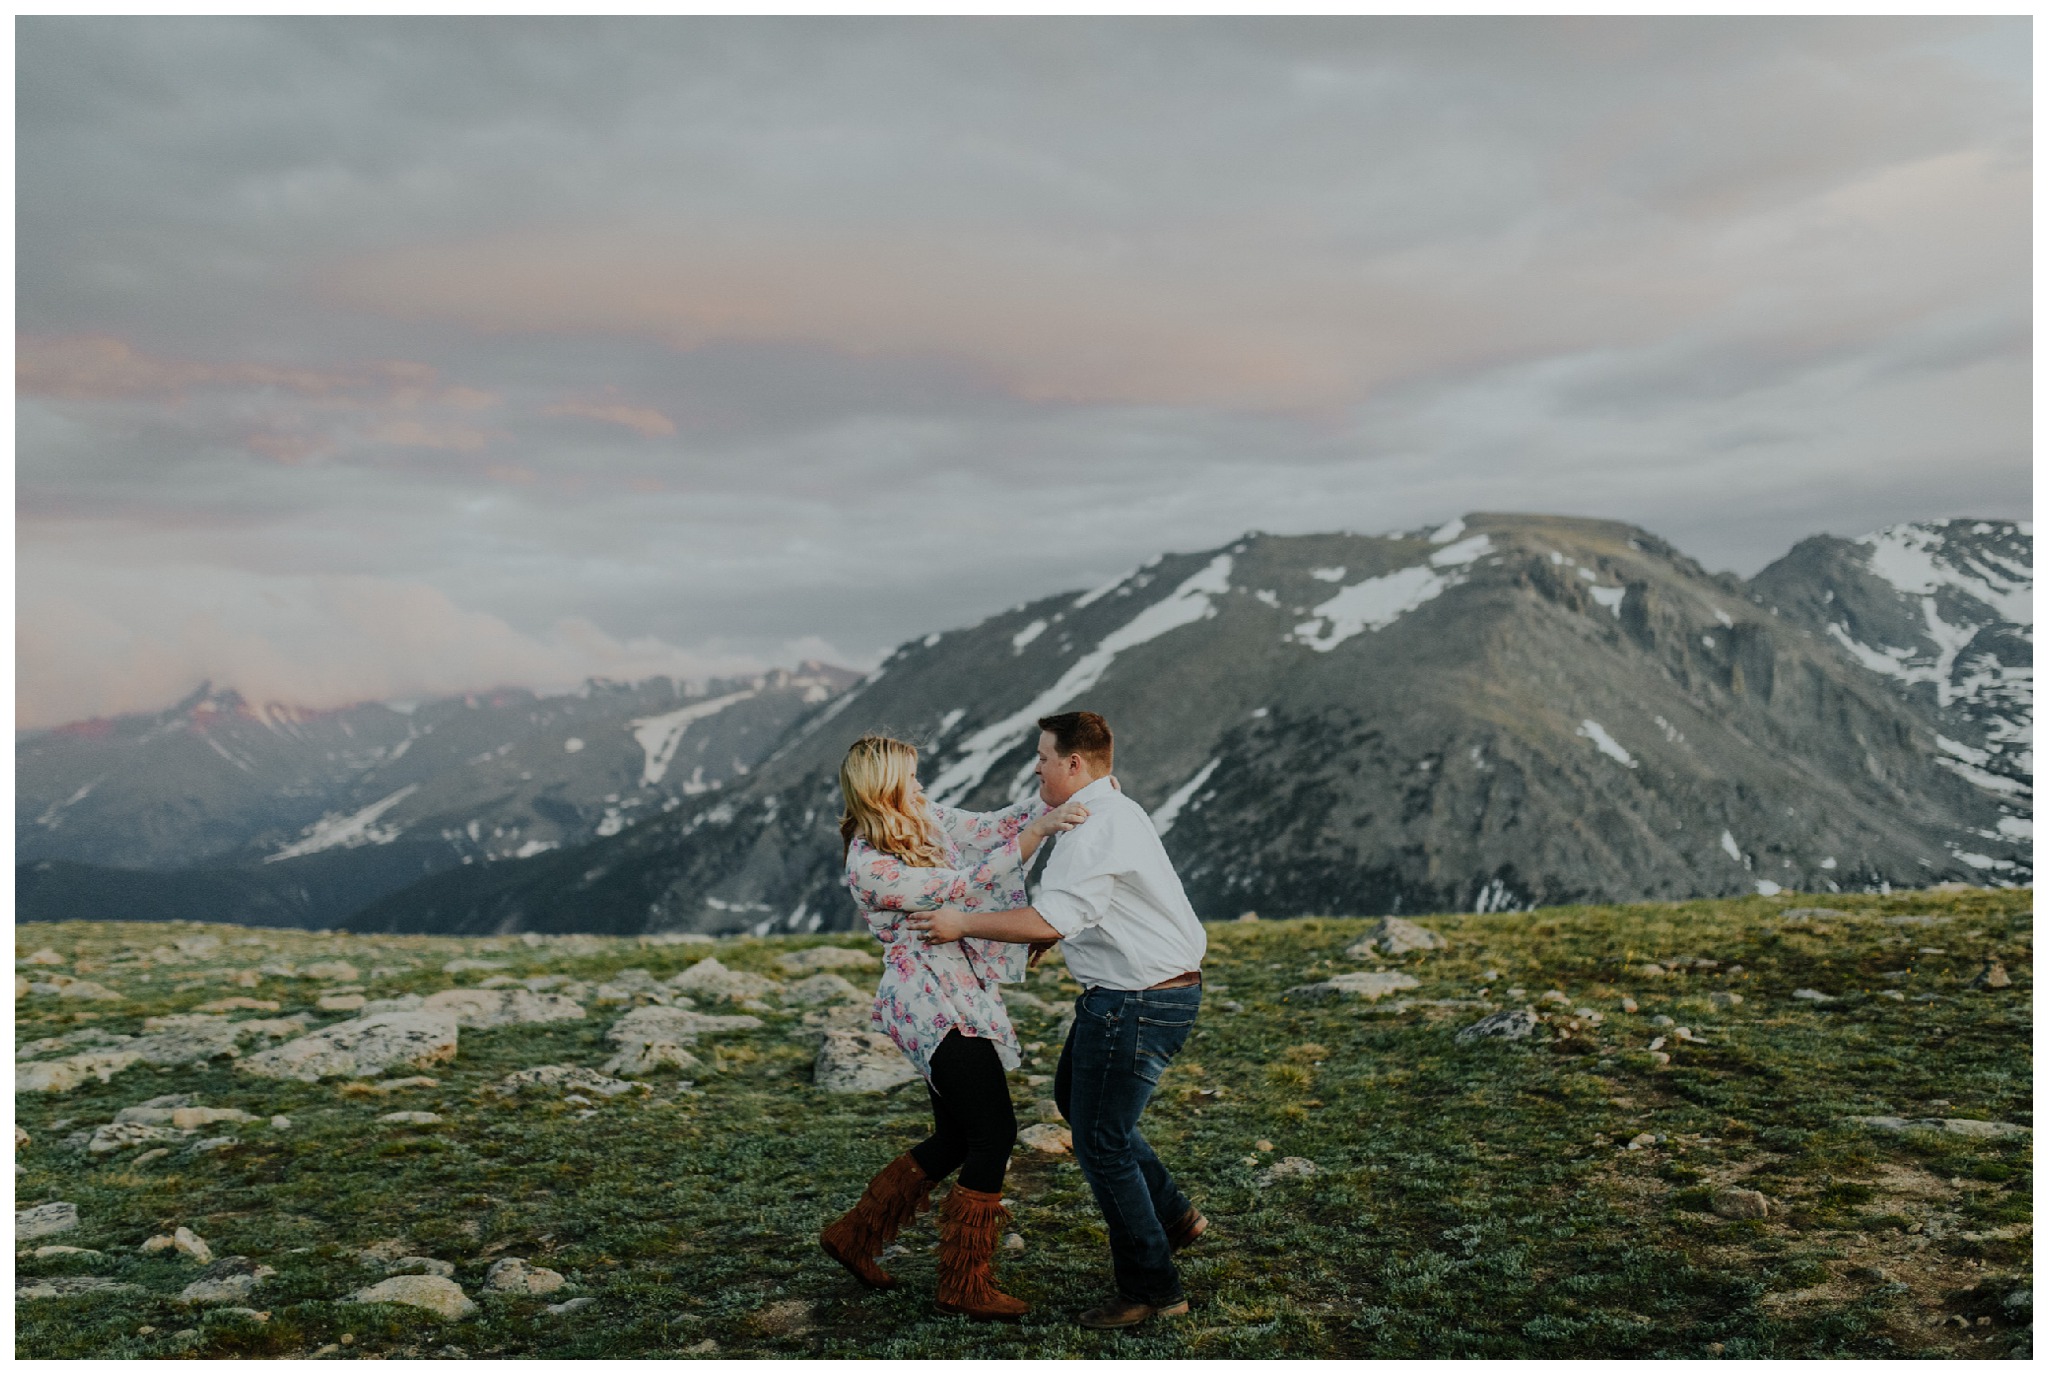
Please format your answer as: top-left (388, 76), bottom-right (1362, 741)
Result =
top-left (839, 733), bottom-right (946, 867)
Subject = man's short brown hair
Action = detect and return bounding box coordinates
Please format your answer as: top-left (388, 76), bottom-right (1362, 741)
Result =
top-left (1038, 711), bottom-right (1114, 771)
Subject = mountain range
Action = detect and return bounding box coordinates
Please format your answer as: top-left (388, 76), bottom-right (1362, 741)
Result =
top-left (17, 514), bottom-right (2030, 935)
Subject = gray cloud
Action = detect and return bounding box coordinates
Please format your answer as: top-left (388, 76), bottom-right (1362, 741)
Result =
top-left (16, 17), bottom-right (2031, 727)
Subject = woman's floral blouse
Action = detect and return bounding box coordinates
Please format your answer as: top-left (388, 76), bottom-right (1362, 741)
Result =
top-left (844, 796), bottom-right (1044, 1081)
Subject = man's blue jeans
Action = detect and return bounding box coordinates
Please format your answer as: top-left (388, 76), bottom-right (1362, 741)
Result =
top-left (1054, 983), bottom-right (1202, 1307)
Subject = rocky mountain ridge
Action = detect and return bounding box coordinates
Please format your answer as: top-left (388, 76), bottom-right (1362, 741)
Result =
top-left (334, 513), bottom-right (2029, 937)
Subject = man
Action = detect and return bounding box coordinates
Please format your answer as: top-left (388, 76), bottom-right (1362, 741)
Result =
top-left (907, 710), bottom-right (1209, 1330)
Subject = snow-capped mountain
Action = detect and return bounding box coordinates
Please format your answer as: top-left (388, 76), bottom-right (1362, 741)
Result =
top-left (346, 514), bottom-right (2030, 938)
top-left (16, 664), bottom-right (860, 926)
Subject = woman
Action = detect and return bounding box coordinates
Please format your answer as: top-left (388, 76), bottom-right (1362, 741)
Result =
top-left (818, 732), bottom-right (1089, 1321)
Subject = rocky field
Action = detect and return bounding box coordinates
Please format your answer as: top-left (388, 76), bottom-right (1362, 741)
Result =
top-left (13, 888), bottom-right (2033, 1359)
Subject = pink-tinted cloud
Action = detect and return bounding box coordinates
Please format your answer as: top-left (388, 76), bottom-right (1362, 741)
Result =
top-left (543, 396), bottom-right (678, 437)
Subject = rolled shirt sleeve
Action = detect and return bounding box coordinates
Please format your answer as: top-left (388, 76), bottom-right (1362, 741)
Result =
top-left (1030, 826), bottom-right (1120, 937)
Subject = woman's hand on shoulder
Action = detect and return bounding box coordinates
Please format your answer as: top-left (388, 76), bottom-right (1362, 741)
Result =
top-left (1026, 797), bottom-right (1092, 843)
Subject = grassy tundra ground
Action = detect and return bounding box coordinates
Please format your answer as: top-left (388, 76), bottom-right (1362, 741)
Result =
top-left (14, 888), bottom-right (2032, 1359)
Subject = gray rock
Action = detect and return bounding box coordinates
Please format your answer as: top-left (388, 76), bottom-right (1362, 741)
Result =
top-left (605, 1005), bottom-right (761, 1050)
top-left (1791, 989), bottom-right (1836, 1003)
top-left (814, 1030), bottom-right (918, 1093)
top-left (387, 1257), bottom-right (456, 1278)
top-left (1780, 907), bottom-right (1849, 919)
top-left (1845, 1115), bottom-right (2029, 1139)
top-left (17, 1050), bottom-right (144, 1094)
top-left (377, 1111), bottom-right (442, 1125)
top-left (484, 1256), bottom-right (567, 1295)
top-left (301, 961), bottom-right (360, 982)
top-left (667, 957), bottom-right (779, 1001)
top-left (1017, 1123), bottom-right (1072, 1154)
top-left (17, 1202), bottom-right (80, 1241)
top-left (1345, 917), bottom-right (1448, 956)
top-left (1711, 1187), bottom-right (1772, 1219)
top-left (599, 1041), bottom-right (701, 1076)
top-left (349, 1273), bottom-right (478, 1320)
top-left (1285, 970), bottom-right (1422, 1003)
top-left (87, 1122), bottom-right (190, 1155)
top-left (173, 1227), bottom-right (213, 1264)
top-left (178, 1258), bottom-right (275, 1305)
top-left (546, 1296), bottom-right (597, 1316)
top-left (776, 947), bottom-right (878, 974)
top-left (1455, 1009), bottom-right (1540, 1043)
top-left (1255, 1156), bottom-right (1319, 1186)
top-left (782, 973), bottom-right (863, 1007)
top-left (497, 1065), bottom-right (644, 1097)
top-left (420, 987), bottom-right (586, 1029)
top-left (442, 958), bottom-right (507, 974)
top-left (17, 1275), bottom-right (143, 1300)
top-left (1973, 961), bottom-right (2012, 989)
top-left (238, 1010), bottom-right (460, 1082)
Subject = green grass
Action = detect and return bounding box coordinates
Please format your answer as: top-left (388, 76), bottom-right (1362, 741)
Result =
top-left (14, 887), bottom-right (2032, 1358)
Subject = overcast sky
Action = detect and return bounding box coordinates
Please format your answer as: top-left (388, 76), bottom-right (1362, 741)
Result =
top-left (16, 17), bottom-right (2032, 727)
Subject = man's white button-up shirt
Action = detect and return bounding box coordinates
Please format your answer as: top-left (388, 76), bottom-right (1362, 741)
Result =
top-left (1031, 775), bottom-right (1208, 991)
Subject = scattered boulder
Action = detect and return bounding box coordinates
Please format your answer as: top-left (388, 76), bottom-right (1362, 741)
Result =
top-left (388, 1257), bottom-right (455, 1278)
top-left (606, 1005), bottom-right (761, 1047)
top-left (1455, 1009), bottom-right (1541, 1044)
top-left (18, 1049), bottom-right (143, 1093)
top-left (319, 994), bottom-right (368, 1012)
top-left (600, 1041), bottom-right (701, 1076)
top-left (420, 988), bottom-right (585, 1029)
top-left (1255, 1157), bottom-right (1319, 1186)
top-left (301, 961), bottom-right (360, 982)
top-left (349, 1274), bottom-right (478, 1320)
top-left (814, 1030), bottom-right (918, 1093)
top-left (88, 1122), bottom-right (189, 1155)
top-left (751, 1298), bottom-right (814, 1337)
top-left (32, 1244), bottom-right (99, 1258)
top-left (776, 947), bottom-right (878, 974)
top-left (128, 1020), bottom-right (245, 1067)
top-left (1711, 1188), bottom-right (1773, 1220)
top-left (1636, 963), bottom-right (1666, 978)
top-left (194, 998), bottom-right (281, 1013)
top-left (1710, 991), bottom-right (1743, 1008)
top-left (18, 1276), bottom-right (143, 1300)
top-left (1000, 988), bottom-right (1054, 1016)
top-left (484, 1257), bottom-right (567, 1296)
top-left (1973, 961), bottom-right (2012, 990)
top-left (782, 973), bottom-right (862, 1007)
top-left (497, 1065), bottom-right (643, 1097)
top-left (442, 958), bottom-right (507, 974)
top-left (178, 1257), bottom-right (276, 1305)
top-left (378, 1111), bottom-right (442, 1125)
top-left (114, 1105), bottom-right (254, 1131)
top-left (238, 1010), bottom-right (460, 1082)
top-left (173, 1227), bottom-right (213, 1264)
top-left (546, 1296), bottom-right (597, 1317)
top-left (1345, 917), bottom-right (1447, 957)
top-left (1845, 1116), bottom-right (2029, 1139)
top-left (26, 975), bottom-right (124, 1001)
top-left (1285, 971), bottom-right (1421, 1003)
top-left (1791, 989), bottom-right (1836, 1003)
top-left (21, 949), bottom-right (66, 966)
top-left (668, 957), bottom-right (780, 1002)
top-left (1781, 908), bottom-right (1849, 920)
top-left (593, 969), bottom-right (671, 1004)
top-left (1018, 1123), bottom-right (1072, 1154)
top-left (17, 1202), bottom-right (80, 1241)
top-left (368, 1076), bottom-right (440, 1093)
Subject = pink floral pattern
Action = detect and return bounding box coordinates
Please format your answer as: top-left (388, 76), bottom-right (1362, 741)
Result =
top-left (845, 796), bottom-right (1044, 1081)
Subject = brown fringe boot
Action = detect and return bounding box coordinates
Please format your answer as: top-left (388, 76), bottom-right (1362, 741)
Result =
top-left (934, 1185), bottom-right (1029, 1321)
top-left (820, 1151), bottom-right (935, 1290)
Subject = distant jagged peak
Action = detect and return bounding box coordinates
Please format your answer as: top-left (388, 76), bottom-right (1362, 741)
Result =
top-left (1849, 518), bottom-right (2031, 626)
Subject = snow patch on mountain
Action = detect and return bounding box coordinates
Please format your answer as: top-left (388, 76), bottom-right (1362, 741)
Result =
top-left (1292, 537), bottom-right (1490, 653)
top-left (929, 555), bottom-right (1235, 804)
top-left (1152, 759), bottom-right (1221, 837)
top-left (631, 690), bottom-right (758, 787)
top-left (267, 784), bottom-right (420, 861)
top-left (1576, 720), bottom-right (1636, 768)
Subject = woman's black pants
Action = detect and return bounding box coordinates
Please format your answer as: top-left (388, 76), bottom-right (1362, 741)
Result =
top-left (908, 1030), bottom-right (1017, 1194)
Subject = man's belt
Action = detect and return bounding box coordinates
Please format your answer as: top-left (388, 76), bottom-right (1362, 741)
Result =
top-left (1145, 970), bottom-right (1202, 990)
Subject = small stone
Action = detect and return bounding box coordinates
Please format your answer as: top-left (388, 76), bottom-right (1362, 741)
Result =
top-left (1540, 990), bottom-right (1570, 1005)
top-left (545, 1296), bottom-right (597, 1316)
top-left (1235, 912), bottom-right (1260, 923)
top-left (371, 1076), bottom-right (441, 1092)
top-left (441, 958), bottom-right (507, 974)
top-left (349, 1274), bottom-right (478, 1320)
top-left (1017, 1123), bottom-right (1073, 1154)
top-left (269, 1116), bottom-right (292, 1130)
top-left (498, 1065), bottom-right (643, 1096)
top-left (485, 1256), bottom-right (566, 1295)
top-left (1628, 1132), bottom-right (1656, 1150)
top-left (1791, 989), bottom-right (1835, 1003)
top-left (1974, 961), bottom-right (2012, 990)
top-left (178, 1258), bottom-right (276, 1305)
top-left (1455, 1009), bottom-right (1539, 1044)
top-left (1286, 971), bottom-right (1420, 1003)
top-left (1344, 917), bottom-right (1447, 957)
top-left (1002, 1232), bottom-right (1025, 1252)
top-left (1649, 1051), bottom-right (1671, 1065)
top-left (17, 1275), bottom-right (145, 1300)
top-left (302, 961), bottom-right (360, 982)
top-left (1255, 1156), bottom-right (1318, 1186)
top-left (14, 1126), bottom-right (28, 1148)
top-left (378, 1111), bottom-right (442, 1125)
top-left (813, 1030), bottom-right (918, 1093)
top-left (684, 1338), bottom-right (720, 1354)
top-left (668, 957), bottom-right (780, 1002)
top-left (239, 1010), bottom-right (460, 1083)
top-left (776, 947), bottom-right (878, 974)
top-left (1651, 1014), bottom-right (1675, 1026)
top-left (1620, 997), bottom-right (1639, 1013)
top-left (1711, 1187), bottom-right (1771, 1219)
top-left (194, 998), bottom-right (280, 1013)
top-left (16, 1202), bottom-right (80, 1241)
top-left (1647, 1037), bottom-right (1666, 1051)
top-left (387, 1257), bottom-right (455, 1278)
top-left (318, 994), bottom-right (368, 1013)
top-left (750, 1297), bottom-right (813, 1336)
top-left (22, 948), bottom-right (66, 966)
top-left (782, 973), bottom-right (863, 1007)
top-left (173, 1227), bottom-right (213, 1264)
top-left (1636, 963), bottom-right (1666, 978)
top-left (33, 1244), bottom-right (101, 1258)
top-left (1710, 991), bottom-right (1742, 1008)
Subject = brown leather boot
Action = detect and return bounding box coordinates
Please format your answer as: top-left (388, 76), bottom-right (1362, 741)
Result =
top-left (934, 1185), bottom-right (1030, 1321)
top-left (1166, 1205), bottom-right (1208, 1252)
top-left (820, 1152), bottom-right (934, 1290)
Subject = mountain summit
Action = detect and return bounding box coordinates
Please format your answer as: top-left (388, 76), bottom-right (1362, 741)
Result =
top-left (341, 513), bottom-right (2029, 937)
